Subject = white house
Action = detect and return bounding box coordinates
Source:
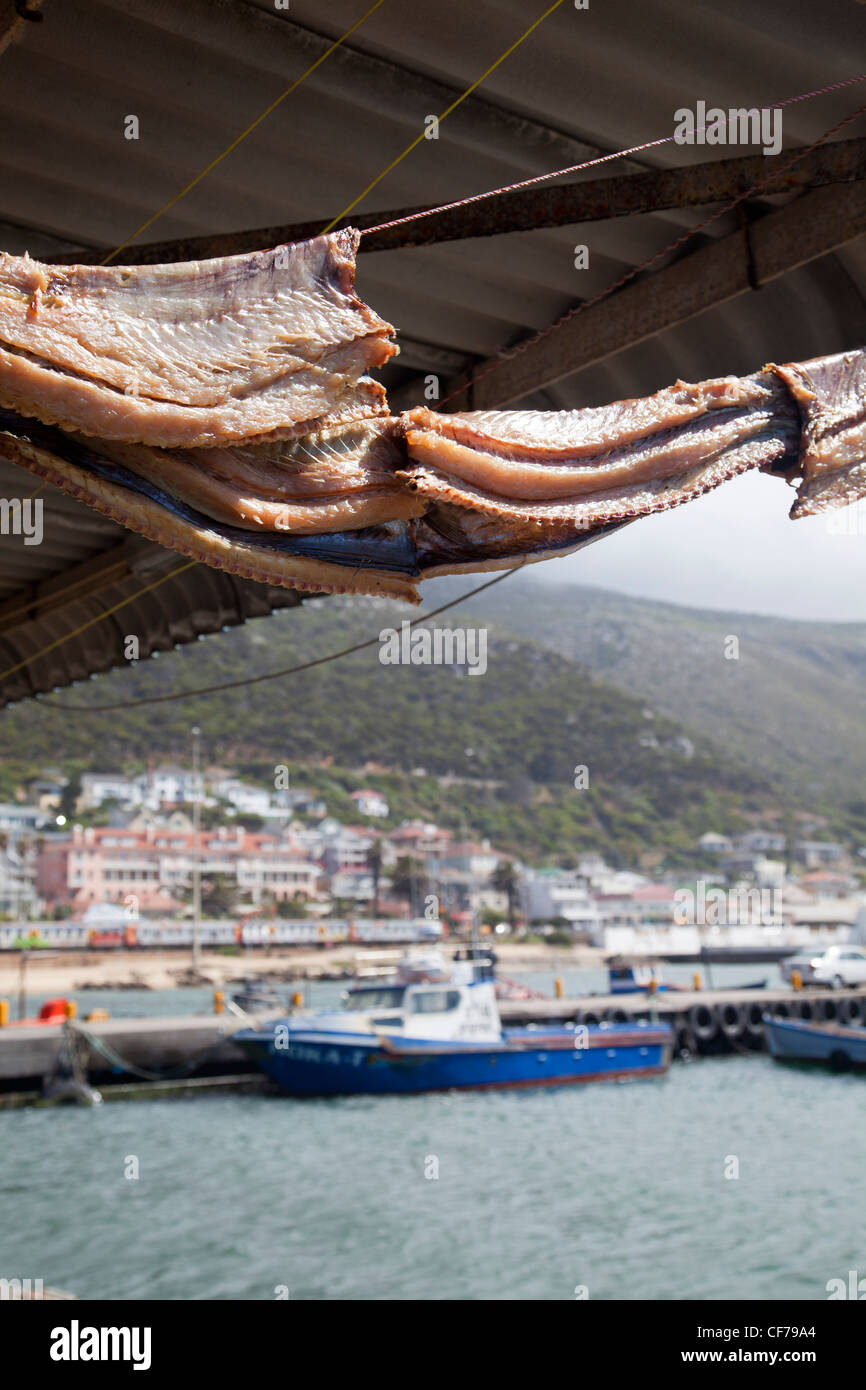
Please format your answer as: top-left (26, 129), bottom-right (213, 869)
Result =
top-left (79, 773), bottom-right (144, 811)
top-left (145, 764), bottom-right (203, 809)
top-left (697, 831), bottom-right (734, 854)
top-left (329, 868), bottom-right (375, 902)
top-left (0, 841), bottom-right (40, 916)
top-left (350, 788), bottom-right (389, 818)
top-left (736, 830), bottom-right (786, 855)
top-left (321, 827), bottom-right (374, 874)
top-left (520, 868), bottom-right (602, 935)
top-left (0, 803), bottom-right (49, 834)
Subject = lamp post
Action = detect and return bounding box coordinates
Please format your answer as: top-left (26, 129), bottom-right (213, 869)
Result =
top-left (191, 726), bottom-right (201, 973)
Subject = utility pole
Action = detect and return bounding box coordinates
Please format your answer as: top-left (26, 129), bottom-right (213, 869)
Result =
top-left (191, 726), bottom-right (201, 973)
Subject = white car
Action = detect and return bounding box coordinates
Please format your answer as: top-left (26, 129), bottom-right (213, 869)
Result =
top-left (781, 946), bottom-right (866, 989)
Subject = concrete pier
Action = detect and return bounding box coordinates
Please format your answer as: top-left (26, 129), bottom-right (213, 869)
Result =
top-left (499, 985), bottom-right (866, 1054)
top-left (2, 986), bottom-right (865, 1102)
top-left (0, 1013), bottom-right (264, 1095)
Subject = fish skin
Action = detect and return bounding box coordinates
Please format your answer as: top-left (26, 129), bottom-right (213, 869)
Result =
top-left (73, 418), bottom-right (426, 534)
top-left (0, 231), bottom-right (395, 447)
top-left (0, 414), bottom-right (422, 603)
top-left (413, 504), bottom-right (623, 578)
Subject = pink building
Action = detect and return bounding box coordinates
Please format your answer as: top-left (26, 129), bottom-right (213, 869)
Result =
top-left (37, 825), bottom-right (320, 911)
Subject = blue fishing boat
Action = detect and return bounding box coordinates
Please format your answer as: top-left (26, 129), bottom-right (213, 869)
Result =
top-left (764, 1013), bottom-right (866, 1071)
top-left (608, 960), bottom-right (686, 994)
top-left (233, 954), bottom-right (673, 1096)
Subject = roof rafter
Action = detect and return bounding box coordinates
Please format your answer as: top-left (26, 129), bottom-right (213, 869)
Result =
top-left (434, 179), bottom-right (866, 410)
top-left (53, 136), bottom-right (866, 266)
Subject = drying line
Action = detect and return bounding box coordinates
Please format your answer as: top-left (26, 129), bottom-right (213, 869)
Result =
top-left (0, 559), bottom-right (197, 686)
top-left (439, 95), bottom-right (866, 407)
top-left (320, 0), bottom-right (569, 233)
top-left (102, 0), bottom-right (387, 265)
top-left (42, 564), bottom-right (525, 713)
top-left (363, 69), bottom-right (866, 239)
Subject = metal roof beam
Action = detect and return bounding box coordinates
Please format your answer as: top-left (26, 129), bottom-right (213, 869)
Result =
top-left (60, 136), bottom-right (866, 266)
top-left (438, 179), bottom-right (866, 410)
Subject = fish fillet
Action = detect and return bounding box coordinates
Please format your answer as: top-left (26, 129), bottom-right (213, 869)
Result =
top-left (74, 419), bottom-right (425, 534)
top-left (0, 413), bottom-right (421, 603)
top-left (0, 230), bottom-right (395, 447)
top-left (400, 373), bottom-right (801, 525)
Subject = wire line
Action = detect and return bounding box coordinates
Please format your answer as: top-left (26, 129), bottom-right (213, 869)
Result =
top-left (43, 564), bottom-right (525, 713)
top-left (320, 0), bottom-right (569, 233)
top-left (363, 70), bottom-right (866, 239)
top-left (102, 0), bottom-right (388, 265)
top-left (439, 97), bottom-right (866, 407)
top-left (0, 560), bottom-right (197, 686)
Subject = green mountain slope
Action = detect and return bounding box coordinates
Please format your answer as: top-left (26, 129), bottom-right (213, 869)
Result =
top-left (443, 576), bottom-right (866, 805)
top-left (0, 594), bottom-right (783, 868)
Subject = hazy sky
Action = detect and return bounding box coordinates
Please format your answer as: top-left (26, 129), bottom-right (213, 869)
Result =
top-left (526, 470), bottom-right (866, 623)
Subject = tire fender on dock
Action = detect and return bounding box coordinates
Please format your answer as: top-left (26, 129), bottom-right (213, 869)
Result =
top-left (837, 996), bottom-right (862, 1026)
top-left (688, 1004), bottom-right (718, 1043)
top-left (744, 1001), bottom-right (765, 1034)
top-left (813, 997), bottom-right (838, 1023)
top-left (718, 1002), bottom-right (746, 1042)
top-left (603, 1007), bottom-right (629, 1024)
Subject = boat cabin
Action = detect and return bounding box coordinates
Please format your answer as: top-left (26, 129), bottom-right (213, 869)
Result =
top-left (309, 957), bottom-right (503, 1043)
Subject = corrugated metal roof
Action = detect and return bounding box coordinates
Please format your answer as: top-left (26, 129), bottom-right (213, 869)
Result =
top-left (1, 0), bottom-right (865, 703)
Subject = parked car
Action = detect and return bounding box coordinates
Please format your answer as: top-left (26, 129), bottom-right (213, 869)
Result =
top-left (781, 946), bottom-right (866, 988)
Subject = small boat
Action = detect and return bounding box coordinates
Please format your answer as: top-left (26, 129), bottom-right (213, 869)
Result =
top-left (764, 1014), bottom-right (866, 1071)
top-left (233, 954), bottom-right (673, 1096)
top-left (607, 959), bottom-right (766, 995)
top-left (608, 960), bottom-right (687, 995)
top-left (228, 979), bottom-right (289, 1015)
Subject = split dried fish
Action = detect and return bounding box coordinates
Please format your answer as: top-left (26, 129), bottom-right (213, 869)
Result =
top-left (0, 230), bottom-right (395, 447)
top-left (0, 227), bottom-right (864, 604)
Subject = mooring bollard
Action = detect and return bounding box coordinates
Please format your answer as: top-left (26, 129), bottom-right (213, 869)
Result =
top-left (214, 989), bottom-right (225, 1014)
top-left (292, 991), bottom-right (303, 1008)
top-left (554, 977), bottom-right (564, 999)
top-left (64, 999), bottom-right (77, 1020)
top-left (0, 999), bottom-right (8, 1027)
top-left (692, 972), bottom-right (702, 991)
top-left (791, 969), bottom-right (803, 991)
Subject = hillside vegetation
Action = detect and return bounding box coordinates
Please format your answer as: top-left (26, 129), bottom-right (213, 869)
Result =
top-left (0, 592), bottom-right (791, 868)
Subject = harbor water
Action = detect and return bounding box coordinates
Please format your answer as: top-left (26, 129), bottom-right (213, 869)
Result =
top-left (4, 967), bottom-right (865, 1301)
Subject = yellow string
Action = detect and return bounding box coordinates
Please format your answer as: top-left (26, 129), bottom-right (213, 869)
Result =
top-left (321, 0), bottom-right (568, 232)
top-left (103, 0), bottom-right (388, 264)
top-left (0, 559), bottom-right (197, 685)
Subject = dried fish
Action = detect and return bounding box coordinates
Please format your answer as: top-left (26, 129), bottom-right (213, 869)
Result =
top-left (399, 372), bottom-right (802, 526)
top-left (0, 231), bottom-right (395, 447)
top-left (0, 223), bottom-right (864, 604)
